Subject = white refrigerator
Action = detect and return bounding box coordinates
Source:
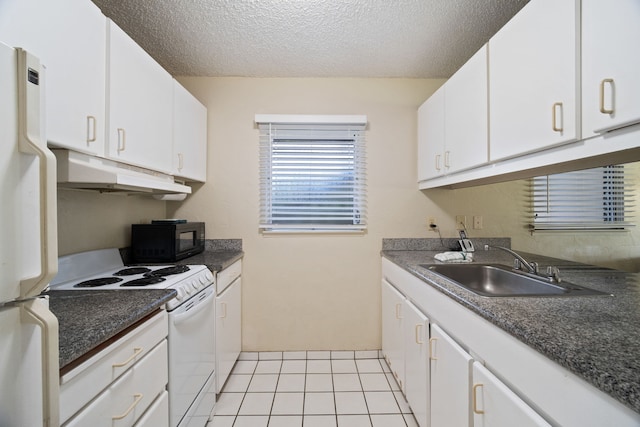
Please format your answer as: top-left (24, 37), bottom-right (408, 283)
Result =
top-left (0, 42), bottom-right (60, 427)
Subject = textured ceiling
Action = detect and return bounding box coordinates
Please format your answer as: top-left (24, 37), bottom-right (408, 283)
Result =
top-left (90, 0), bottom-right (529, 78)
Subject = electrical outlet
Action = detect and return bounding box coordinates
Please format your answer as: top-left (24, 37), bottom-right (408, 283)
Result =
top-left (428, 217), bottom-right (437, 230)
top-left (473, 215), bottom-right (483, 229)
top-left (455, 215), bottom-right (467, 230)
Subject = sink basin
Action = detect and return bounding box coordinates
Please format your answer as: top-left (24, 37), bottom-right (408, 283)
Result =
top-left (420, 263), bottom-right (609, 297)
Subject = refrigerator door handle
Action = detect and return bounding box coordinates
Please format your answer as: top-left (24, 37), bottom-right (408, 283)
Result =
top-left (17, 49), bottom-right (58, 297)
top-left (22, 298), bottom-right (60, 427)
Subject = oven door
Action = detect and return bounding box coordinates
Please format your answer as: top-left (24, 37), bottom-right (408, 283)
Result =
top-left (168, 285), bottom-right (216, 427)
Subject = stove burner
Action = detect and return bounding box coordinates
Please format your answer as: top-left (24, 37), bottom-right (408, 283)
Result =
top-left (121, 277), bottom-right (167, 287)
top-left (75, 277), bottom-right (124, 288)
top-left (144, 265), bottom-right (190, 278)
top-left (114, 267), bottom-right (152, 276)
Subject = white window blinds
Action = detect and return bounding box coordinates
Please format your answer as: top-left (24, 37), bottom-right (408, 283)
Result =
top-left (256, 115), bottom-right (367, 233)
top-left (530, 165), bottom-right (636, 231)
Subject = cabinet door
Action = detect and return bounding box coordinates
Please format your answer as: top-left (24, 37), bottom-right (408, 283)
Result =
top-left (417, 86), bottom-right (445, 182)
top-left (64, 340), bottom-right (168, 427)
top-left (445, 45), bottom-right (489, 174)
top-left (582, 0), bottom-right (640, 136)
top-left (472, 362), bottom-right (551, 427)
top-left (107, 20), bottom-right (173, 173)
top-left (173, 80), bottom-right (208, 182)
top-left (215, 277), bottom-right (242, 393)
top-left (0, 0), bottom-right (106, 155)
top-left (430, 324), bottom-right (473, 427)
top-left (381, 279), bottom-right (406, 391)
top-left (489, 0), bottom-right (578, 161)
top-left (404, 301), bottom-right (429, 427)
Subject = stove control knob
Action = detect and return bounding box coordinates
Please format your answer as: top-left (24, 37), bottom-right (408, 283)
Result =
top-left (206, 271), bottom-right (214, 281)
top-left (191, 280), bottom-right (199, 291)
top-left (184, 286), bottom-right (193, 296)
top-left (176, 288), bottom-right (185, 301)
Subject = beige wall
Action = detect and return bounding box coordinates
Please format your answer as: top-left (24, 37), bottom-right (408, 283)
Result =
top-left (426, 163), bottom-right (640, 272)
top-left (169, 77), bottom-right (445, 351)
top-left (55, 76), bottom-right (639, 351)
top-left (57, 189), bottom-right (165, 256)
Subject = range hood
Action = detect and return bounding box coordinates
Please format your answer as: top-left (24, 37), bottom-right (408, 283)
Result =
top-left (53, 149), bottom-right (192, 195)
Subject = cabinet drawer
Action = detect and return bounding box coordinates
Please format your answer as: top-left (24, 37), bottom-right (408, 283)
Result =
top-left (217, 259), bottom-right (242, 294)
top-left (60, 311), bottom-right (168, 422)
top-left (64, 339), bottom-right (168, 427)
top-left (134, 390), bottom-right (169, 427)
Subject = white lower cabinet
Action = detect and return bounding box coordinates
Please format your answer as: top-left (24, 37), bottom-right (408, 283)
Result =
top-left (381, 278), bottom-right (406, 392)
top-left (472, 362), bottom-right (551, 427)
top-left (215, 260), bottom-right (242, 393)
top-left (60, 311), bottom-right (168, 425)
top-left (381, 258), bottom-right (640, 427)
top-left (383, 268), bottom-right (548, 427)
top-left (404, 300), bottom-right (429, 427)
top-left (64, 339), bottom-right (168, 426)
top-left (430, 324), bottom-right (472, 427)
top-left (381, 279), bottom-right (429, 427)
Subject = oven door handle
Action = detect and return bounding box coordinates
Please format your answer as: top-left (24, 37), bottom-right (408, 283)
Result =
top-left (171, 291), bottom-right (214, 326)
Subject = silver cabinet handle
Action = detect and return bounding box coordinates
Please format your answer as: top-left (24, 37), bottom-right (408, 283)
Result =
top-left (178, 153), bottom-right (184, 171)
top-left (599, 78), bottom-right (615, 114)
top-left (429, 337), bottom-right (437, 360)
top-left (472, 384), bottom-right (485, 414)
top-left (415, 324), bottom-right (424, 344)
top-left (86, 115), bottom-right (97, 143)
top-left (552, 102), bottom-right (563, 132)
top-left (117, 128), bottom-right (126, 152)
top-left (220, 302), bottom-right (228, 319)
top-left (435, 154), bottom-right (441, 171)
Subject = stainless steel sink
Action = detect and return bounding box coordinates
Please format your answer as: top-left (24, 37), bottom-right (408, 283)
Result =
top-left (420, 263), bottom-right (609, 297)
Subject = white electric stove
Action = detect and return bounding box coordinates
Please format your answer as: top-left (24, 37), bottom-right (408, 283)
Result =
top-left (50, 248), bottom-right (217, 427)
top-left (50, 248), bottom-right (214, 310)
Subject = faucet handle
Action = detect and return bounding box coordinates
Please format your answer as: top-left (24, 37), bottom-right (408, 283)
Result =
top-left (530, 262), bottom-right (539, 274)
top-left (513, 259), bottom-right (521, 270)
top-left (546, 266), bottom-right (561, 282)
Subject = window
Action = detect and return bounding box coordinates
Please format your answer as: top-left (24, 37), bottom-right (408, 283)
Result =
top-left (256, 115), bottom-right (367, 233)
top-left (530, 165), bottom-right (635, 231)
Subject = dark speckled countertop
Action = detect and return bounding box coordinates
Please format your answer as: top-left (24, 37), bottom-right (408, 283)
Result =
top-left (381, 238), bottom-right (640, 414)
top-left (49, 240), bottom-right (243, 372)
top-left (188, 239), bottom-right (244, 272)
top-left (47, 289), bottom-right (175, 370)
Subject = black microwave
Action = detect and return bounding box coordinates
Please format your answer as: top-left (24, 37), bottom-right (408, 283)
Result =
top-left (131, 222), bottom-right (205, 262)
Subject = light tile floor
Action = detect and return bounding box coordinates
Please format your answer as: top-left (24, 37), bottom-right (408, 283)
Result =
top-left (208, 351), bottom-right (418, 427)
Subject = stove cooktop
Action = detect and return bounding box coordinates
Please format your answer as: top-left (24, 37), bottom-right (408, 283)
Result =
top-left (49, 248), bottom-right (215, 309)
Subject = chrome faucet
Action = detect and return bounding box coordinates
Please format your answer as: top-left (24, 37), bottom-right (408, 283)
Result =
top-left (484, 245), bottom-right (539, 274)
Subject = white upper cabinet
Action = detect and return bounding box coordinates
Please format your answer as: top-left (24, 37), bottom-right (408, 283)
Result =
top-left (0, 0), bottom-right (106, 156)
top-left (582, 0), bottom-right (640, 136)
top-left (445, 45), bottom-right (489, 173)
top-left (418, 45), bottom-right (488, 184)
top-left (107, 20), bottom-right (173, 173)
top-left (173, 80), bottom-right (207, 182)
top-left (417, 86), bottom-right (445, 181)
top-left (489, 0), bottom-right (579, 161)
